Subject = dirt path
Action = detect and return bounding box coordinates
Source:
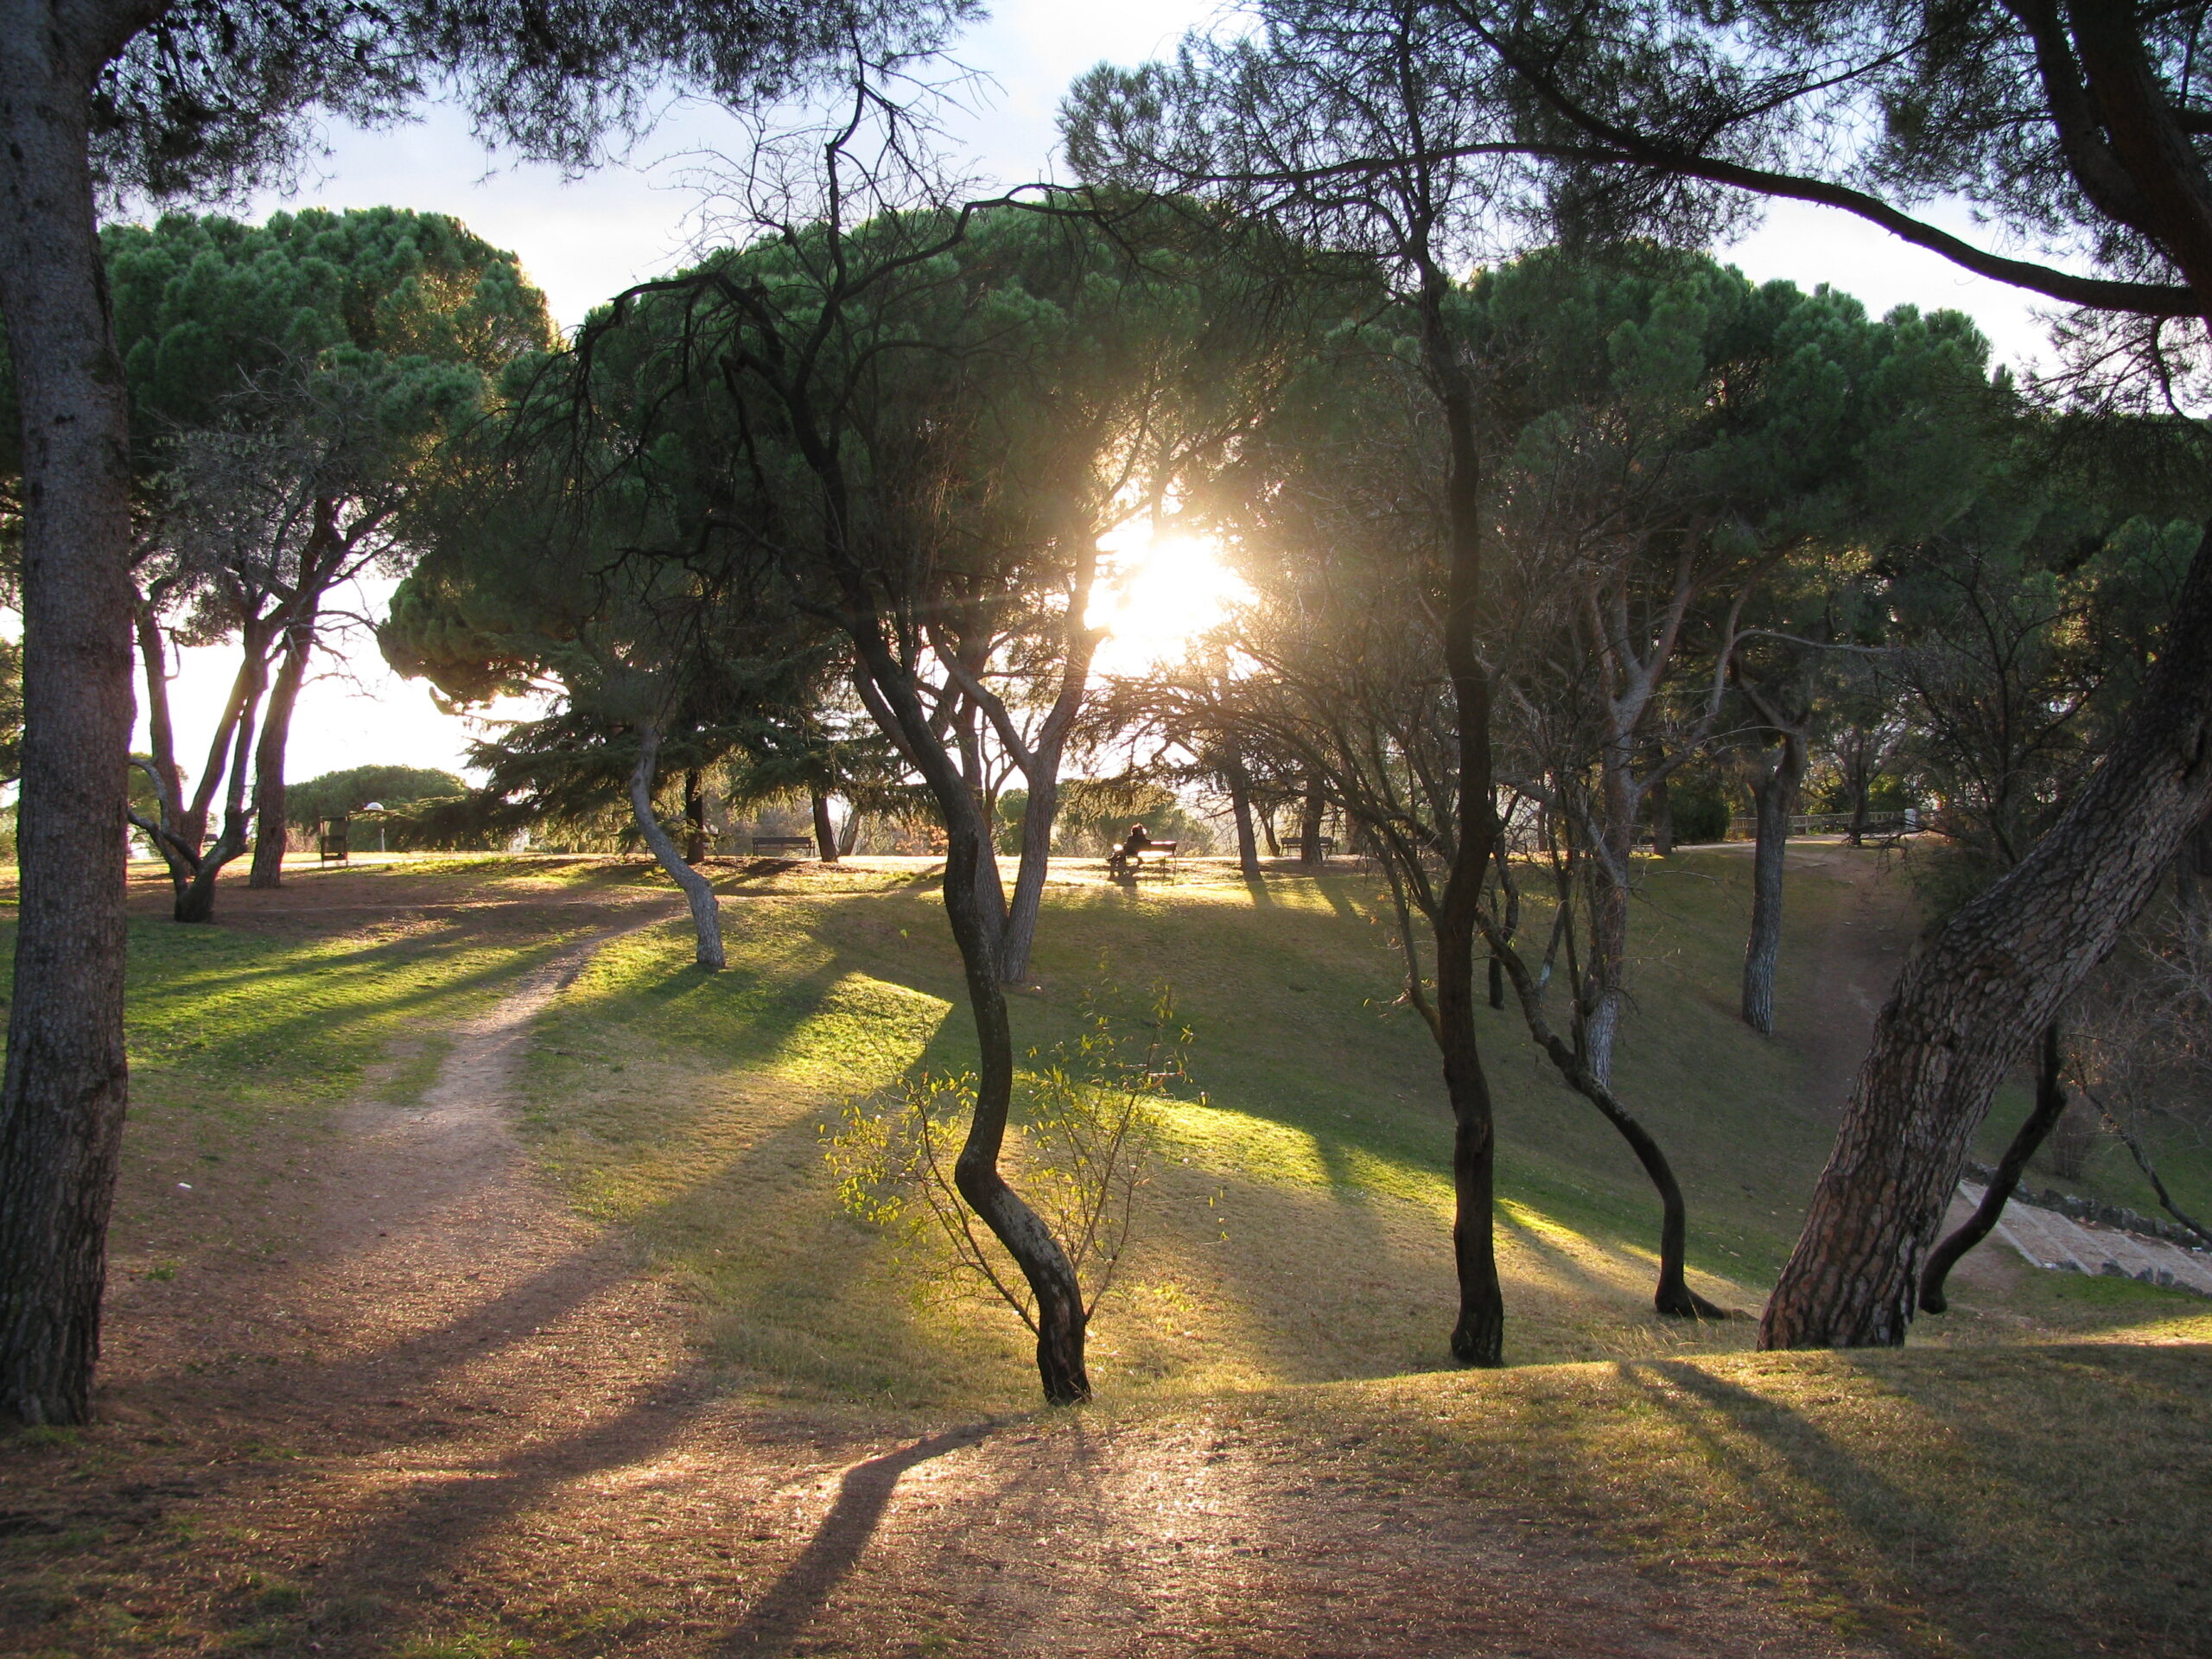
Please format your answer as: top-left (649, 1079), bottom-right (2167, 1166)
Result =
top-left (4, 895), bottom-right (1916, 1659)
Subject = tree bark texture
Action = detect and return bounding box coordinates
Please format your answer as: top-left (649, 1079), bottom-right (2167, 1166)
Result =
top-left (1760, 524), bottom-right (2212, 1349)
top-left (628, 724), bottom-right (726, 970)
top-left (810, 789), bottom-right (839, 863)
top-left (1649, 772), bottom-right (1675, 856)
top-left (1917, 1021), bottom-right (2069, 1314)
top-left (0, 16), bottom-right (138, 1423)
top-left (1741, 732), bottom-right (1805, 1036)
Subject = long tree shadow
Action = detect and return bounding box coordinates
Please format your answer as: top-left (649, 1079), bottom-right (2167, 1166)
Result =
top-left (716, 1421), bottom-right (1000, 1655)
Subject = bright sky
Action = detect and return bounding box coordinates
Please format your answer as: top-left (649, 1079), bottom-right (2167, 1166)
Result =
top-left (137, 0), bottom-right (2058, 788)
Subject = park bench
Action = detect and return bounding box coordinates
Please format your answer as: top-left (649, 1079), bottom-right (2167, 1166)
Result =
top-left (1111, 839), bottom-right (1179, 879)
top-left (750, 835), bottom-right (817, 859)
top-left (1281, 836), bottom-right (1336, 859)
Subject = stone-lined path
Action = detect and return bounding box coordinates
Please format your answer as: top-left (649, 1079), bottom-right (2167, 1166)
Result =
top-left (1958, 1181), bottom-right (2212, 1294)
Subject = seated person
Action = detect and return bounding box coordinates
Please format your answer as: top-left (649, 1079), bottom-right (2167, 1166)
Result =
top-left (1106, 822), bottom-right (1153, 874)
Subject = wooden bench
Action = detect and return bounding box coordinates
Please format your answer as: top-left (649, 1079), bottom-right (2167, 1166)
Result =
top-left (1109, 839), bottom-right (1179, 879)
top-left (1281, 836), bottom-right (1336, 859)
top-left (750, 835), bottom-right (816, 859)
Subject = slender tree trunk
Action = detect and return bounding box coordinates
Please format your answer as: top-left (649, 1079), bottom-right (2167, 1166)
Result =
top-left (1261, 809), bottom-right (1281, 859)
top-left (838, 809), bottom-right (862, 857)
top-left (1299, 778), bottom-right (1326, 866)
top-left (1919, 1022), bottom-right (2069, 1314)
top-left (628, 723), bottom-right (724, 970)
top-left (1741, 734), bottom-right (1805, 1035)
top-left (1421, 252), bottom-right (1505, 1367)
top-left (1225, 751), bottom-right (1261, 878)
top-left (1581, 831), bottom-right (1631, 1086)
top-left (851, 640), bottom-right (1090, 1402)
top-left (683, 768), bottom-right (709, 864)
top-left (999, 769), bottom-right (1058, 983)
top-left (175, 651), bottom-right (265, 923)
top-left (810, 789), bottom-right (839, 863)
top-left (246, 622), bottom-right (314, 889)
top-left (0, 41), bottom-right (138, 1423)
top-left (1760, 523), bottom-right (2212, 1350)
top-left (1486, 934), bottom-right (1727, 1318)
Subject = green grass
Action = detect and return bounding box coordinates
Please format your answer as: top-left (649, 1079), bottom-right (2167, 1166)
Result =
top-left (509, 847), bottom-right (2212, 1408)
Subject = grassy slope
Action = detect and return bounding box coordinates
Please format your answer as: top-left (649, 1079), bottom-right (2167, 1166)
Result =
top-left (0, 851), bottom-right (2197, 1657)
top-left (517, 849), bottom-right (2212, 1408)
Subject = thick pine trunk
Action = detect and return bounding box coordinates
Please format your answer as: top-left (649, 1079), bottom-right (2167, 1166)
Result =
top-left (246, 626), bottom-right (313, 889)
top-left (1760, 524), bottom-right (2212, 1349)
top-left (0, 46), bottom-right (137, 1424)
top-left (810, 789), bottom-right (839, 863)
top-left (628, 724), bottom-right (725, 970)
top-left (1741, 734), bottom-right (1804, 1036)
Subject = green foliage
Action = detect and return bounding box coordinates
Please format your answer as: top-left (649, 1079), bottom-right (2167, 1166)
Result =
top-left (284, 764), bottom-right (467, 829)
top-left (824, 981), bottom-right (1193, 1334)
top-left (1667, 782), bottom-right (1731, 845)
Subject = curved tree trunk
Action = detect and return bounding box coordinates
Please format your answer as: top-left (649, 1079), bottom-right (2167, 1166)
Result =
top-left (628, 722), bottom-right (725, 970)
top-left (1919, 1022), bottom-right (2069, 1314)
top-left (246, 623), bottom-right (314, 890)
top-left (1741, 734), bottom-right (1805, 1035)
top-left (1760, 524), bottom-right (2212, 1350)
top-left (810, 788), bottom-right (839, 863)
top-left (0, 54), bottom-right (137, 1424)
top-left (838, 809), bottom-right (862, 857)
top-left (1486, 931), bottom-right (1728, 1318)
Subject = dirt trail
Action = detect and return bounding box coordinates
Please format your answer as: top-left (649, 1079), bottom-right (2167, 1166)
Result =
top-left (5, 890), bottom-right (1915, 1659)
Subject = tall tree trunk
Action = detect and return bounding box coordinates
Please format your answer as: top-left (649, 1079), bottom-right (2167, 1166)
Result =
top-left (1649, 772), bottom-right (1675, 856)
top-left (810, 789), bottom-right (839, 863)
top-left (1421, 253), bottom-right (1505, 1367)
top-left (1261, 808), bottom-right (1281, 859)
top-left (1741, 734), bottom-right (1805, 1035)
top-left (1760, 523), bottom-right (2212, 1350)
top-left (246, 621), bottom-right (314, 889)
top-left (838, 809), bottom-right (862, 857)
top-left (683, 768), bottom-right (709, 864)
top-left (1298, 778), bottom-right (1326, 866)
top-left (0, 45), bottom-right (137, 1424)
top-left (1224, 750), bottom-right (1261, 878)
top-left (628, 722), bottom-right (725, 970)
top-left (1919, 1022), bottom-right (2069, 1315)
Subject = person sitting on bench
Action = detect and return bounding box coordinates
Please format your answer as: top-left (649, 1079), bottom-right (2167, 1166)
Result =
top-left (1107, 822), bottom-right (1153, 875)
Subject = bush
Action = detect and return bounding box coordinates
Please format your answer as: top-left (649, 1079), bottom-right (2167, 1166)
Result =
top-left (1669, 784), bottom-right (1732, 845)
